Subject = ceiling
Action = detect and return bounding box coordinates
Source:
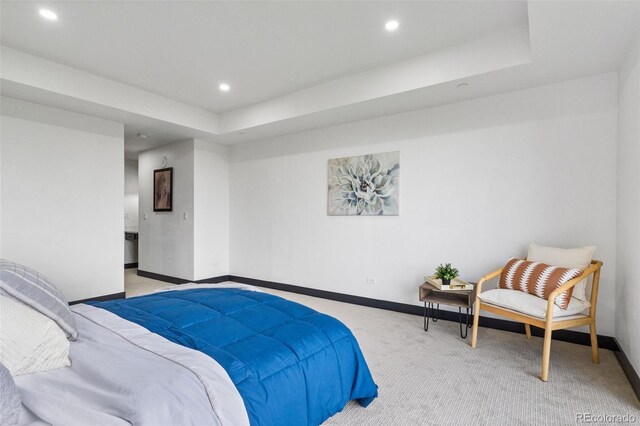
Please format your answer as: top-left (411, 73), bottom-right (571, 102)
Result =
top-left (0, 1), bottom-right (638, 159)
top-left (0, 1), bottom-right (527, 113)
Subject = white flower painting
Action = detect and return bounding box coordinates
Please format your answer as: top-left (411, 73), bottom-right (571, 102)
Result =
top-left (328, 152), bottom-right (399, 216)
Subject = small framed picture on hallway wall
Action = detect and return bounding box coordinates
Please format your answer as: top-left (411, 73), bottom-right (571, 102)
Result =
top-left (153, 167), bottom-right (173, 212)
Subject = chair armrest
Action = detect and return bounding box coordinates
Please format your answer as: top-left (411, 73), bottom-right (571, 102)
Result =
top-left (476, 266), bottom-right (504, 295)
top-left (548, 261), bottom-right (602, 301)
top-left (546, 260), bottom-right (603, 321)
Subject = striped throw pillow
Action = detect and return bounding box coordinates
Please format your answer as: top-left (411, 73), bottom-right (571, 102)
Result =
top-left (0, 260), bottom-right (77, 341)
top-left (498, 258), bottom-right (583, 310)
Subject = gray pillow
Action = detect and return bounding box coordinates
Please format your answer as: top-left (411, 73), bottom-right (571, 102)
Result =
top-left (0, 260), bottom-right (77, 341)
top-left (0, 363), bottom-right (20, 426)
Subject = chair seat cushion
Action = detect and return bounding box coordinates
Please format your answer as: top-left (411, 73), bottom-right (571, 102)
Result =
top-left (479, 289), bottom-right (590, 319)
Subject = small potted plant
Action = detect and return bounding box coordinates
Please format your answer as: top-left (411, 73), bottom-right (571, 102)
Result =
top-left (434, 263), bottom-right (459, 286)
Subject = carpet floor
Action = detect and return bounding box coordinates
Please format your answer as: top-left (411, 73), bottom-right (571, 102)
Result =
top-left (124, 275), bottom-right (639, 425)
top-left (265, 289), bottom-right (639, 425)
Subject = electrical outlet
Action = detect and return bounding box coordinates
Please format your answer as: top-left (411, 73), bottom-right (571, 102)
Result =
top-left (144, 212), bottom-right (148, 221)
top-left (366, 277), bottom-right (376, 285)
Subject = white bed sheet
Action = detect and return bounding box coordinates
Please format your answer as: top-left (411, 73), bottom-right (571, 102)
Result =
top-left (15, 302), bottom-right (250, 426)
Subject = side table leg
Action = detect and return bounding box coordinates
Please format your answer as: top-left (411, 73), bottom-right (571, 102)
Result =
top-left (459, 307), bottom-right (470, 338)
top-left (424, 302), bottom-right (428, 332)
top-left (432, 303), bottom-right (439, 322)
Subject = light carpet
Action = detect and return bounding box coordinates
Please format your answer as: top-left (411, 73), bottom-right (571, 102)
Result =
top-left (124, 275), bottom-right (639, 425)
top-left (265, 289), bottom-right (639, 426)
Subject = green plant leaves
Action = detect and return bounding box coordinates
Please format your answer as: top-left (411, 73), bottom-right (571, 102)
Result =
top-left (433, 263), bottom-right (459, 280)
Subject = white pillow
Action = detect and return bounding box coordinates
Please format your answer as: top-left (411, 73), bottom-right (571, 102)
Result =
top-left (0, 363), bottom-right (20, 425)
top-left (526, 243), bottom-right (596, 302)
top-left (479, 289), bottom-right (591, 319)
top-left (0, 295), bottom-right (70, 376)
top-left (0, 259), bottom-right (77, 340)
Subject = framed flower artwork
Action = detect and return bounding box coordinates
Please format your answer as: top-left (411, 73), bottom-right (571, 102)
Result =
top-left (327, 152), bottom-right (399, 216)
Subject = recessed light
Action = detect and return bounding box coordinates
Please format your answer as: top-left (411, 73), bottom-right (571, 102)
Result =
top-left (219, 83), bottom-right (230, 92)
top-left (39, 9), bottom-right (58, 21)
top-left (457, 83), bottom-right (469, 89)
top-left (385, 20), bottom-right (399, 31)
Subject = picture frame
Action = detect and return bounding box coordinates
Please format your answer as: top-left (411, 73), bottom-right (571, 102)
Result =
top-left (153, 167), bottom-right (173, 212)
top-left (327, 151), bottom-right (399, 216)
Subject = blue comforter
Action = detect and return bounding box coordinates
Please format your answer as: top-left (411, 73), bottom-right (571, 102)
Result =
top-left (91, 288), bottom-right (378, 425)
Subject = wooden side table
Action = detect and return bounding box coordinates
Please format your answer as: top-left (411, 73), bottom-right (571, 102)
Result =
top-left (418, 282), bottom-right (477, 338)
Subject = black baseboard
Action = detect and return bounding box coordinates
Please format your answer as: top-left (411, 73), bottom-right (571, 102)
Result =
top-left (137, 269), bottom-right (231, 285)
top-left (614, 340), bottom-right (640, 400)
top-left (69, 292), bottom-right (126, 305)
top-left (230, 274), bottom-right (426, 313)
top-left (195, 275), bottom-right (231, 284)
top-left (228, 275), bottom-right (620, 351)
top-left (124, 263), bottom-right (138, 269)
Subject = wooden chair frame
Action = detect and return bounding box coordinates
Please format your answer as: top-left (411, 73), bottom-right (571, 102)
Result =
top-left (470, 259), bottom-right (603, 382)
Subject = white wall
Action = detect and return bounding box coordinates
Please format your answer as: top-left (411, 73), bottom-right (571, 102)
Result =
top-left (124, 159), bottom-right (139, 229)
top-left (230, 73), bottom-right (619, 336)
top-left (193, 140), bottom-right (230, 280)
top-left (0, 97), bottom-right (124, 301)
top-left (138, 138), bottom-right (230, 280)
top-left (616, 33), bottom-right (640, 370)
top-left (124, 159), bottom-right (139, 264)
top-left (138, 140), bottom-right (195, 280)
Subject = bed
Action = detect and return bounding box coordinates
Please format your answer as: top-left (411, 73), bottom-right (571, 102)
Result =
top-left (13, 283), bottom-right (378, 425)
